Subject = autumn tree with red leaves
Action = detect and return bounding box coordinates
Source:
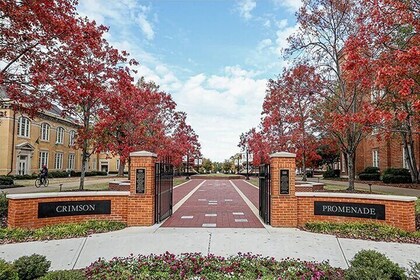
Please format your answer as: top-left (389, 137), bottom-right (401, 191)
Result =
top-left (344, 0), bottom-right (420, 182)
top-left (95, 77), bottom-right (177, 176)
top-left (285, 0), bottom-right (373, 190)
top-left (239, 128), bottom-right (270, 166)
top-left (163, 112), bottom-right (201, 171)
top-left (45, 17), bottom-right (136, 189)
top-left (262, 64), bottom-right (322, 180)
top-left (0, 0), bottom-right (79, 114)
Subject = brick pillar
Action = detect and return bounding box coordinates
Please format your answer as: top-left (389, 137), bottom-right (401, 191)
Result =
top-left (270, 152), bottom-right (298, 227)
top-left (127, 151), bottom-right (157, 226)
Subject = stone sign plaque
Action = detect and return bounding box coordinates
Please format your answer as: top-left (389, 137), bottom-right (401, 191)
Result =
top-left (136, 168), bottom-right (146, 194)
top-left (314, 201), bottom-right (385, 220)
top-left (280, 169), bottom-right (289, 194)
top-left (38, 200), bottom-right (111, 218)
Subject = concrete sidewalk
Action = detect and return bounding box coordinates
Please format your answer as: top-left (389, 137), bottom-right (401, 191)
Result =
top-left (307, 177), bottom-right (420, 197)
top-left (0, 226), bottom-right (419, 271)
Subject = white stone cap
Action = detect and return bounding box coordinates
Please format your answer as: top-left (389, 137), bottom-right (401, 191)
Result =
top-left (296, 192), bottom-right (417, 202)
top-left (129, 151), bottom-right (157, 157)
top-left (270, 152), bottom-right (296, 158)
top-left (7, 191), bottom-right (130, 200)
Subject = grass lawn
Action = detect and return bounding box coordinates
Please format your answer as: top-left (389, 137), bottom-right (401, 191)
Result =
top-left (248, 177), bottom-right (259, 187)
top-left (174, 177), bottom-right (188, 186)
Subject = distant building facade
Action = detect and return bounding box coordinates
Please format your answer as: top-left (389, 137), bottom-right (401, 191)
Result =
top-left (339, 132), bottom-right (420, 177)
top-left (0, 94), bottom-right (123, 176)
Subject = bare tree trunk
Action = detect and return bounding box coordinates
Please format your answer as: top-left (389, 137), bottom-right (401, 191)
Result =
top-left (302, 153), bottom-right (307, 181)
top-left (347, 152), bottom-right (356, 191)
top-left (79, 139), bottom-right (88, 190)
top-left (118, 160), bottom-right (125, 177)
top-left (403, 132), bottom-right (419, 183)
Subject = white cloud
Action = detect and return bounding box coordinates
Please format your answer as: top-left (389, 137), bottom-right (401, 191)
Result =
top-left (77, 1), bottom-right (269, 161)
top-left (236, 0), bottom-right (257, 20)
top-left (77, 1), bottom-right (156, 41)
top-left (136, 5), bottom-right (155, 40)
top-left (272, 0), bottom-right (302, 11)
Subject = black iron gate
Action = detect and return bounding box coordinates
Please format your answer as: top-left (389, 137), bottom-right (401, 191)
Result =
top-left (259, 164), bottom-right (271, 224)
top-left (155, 158), bottom-right (173, 223)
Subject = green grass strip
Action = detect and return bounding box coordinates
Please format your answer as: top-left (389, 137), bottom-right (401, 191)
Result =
top-left (304, 221), bottom-right (420, 244)
top-left (0, 220), bottom-right (126, 244)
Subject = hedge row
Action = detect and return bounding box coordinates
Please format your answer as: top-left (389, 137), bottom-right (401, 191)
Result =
top-left (330, 167), bottom-right (414, 184)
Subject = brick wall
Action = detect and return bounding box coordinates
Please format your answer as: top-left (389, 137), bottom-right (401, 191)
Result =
top-left (270, 152), bottom-right (417, 232)
top-left (127, 151), bottom-right (157, 226)
top-left (7, 193), bottom-right (129, 229)
top-left (270, 152), bottom-right (297, 227)
top-left (7, 151), bottom-right (159, 229)
top-left (109, 181), bottom-right (130, 191)
top-left (296, 193), bottom-right (416, 232)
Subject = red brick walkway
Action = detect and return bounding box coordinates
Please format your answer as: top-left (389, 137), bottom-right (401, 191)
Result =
top-left (162, 179), bottom-right (263, 228)
top-left (231, 179), bottom-right (259, 208)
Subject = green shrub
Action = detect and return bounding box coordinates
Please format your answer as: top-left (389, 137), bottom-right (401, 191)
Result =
top-left (362, 166), bottom-right (380, 174)
top-left (0, 258), bottom-right (18, 280)
top-left (382, 168), bottom-right (411, 183)
top-left (383, 168), bottom-right (411, 176)
top-left (383, 174), bottom-right (412, 184)
top-left (12, 174), bottom-right (37, 180)
top-left (13, 254), bottom-right (51, 280)
top-left (48, 170), bottom-right (70, 178)
top-left (39, 270), bottom-right (86, 280)
top-left (0, 176), bottom-right (13, 186)
top-left (358, 173), bottom-right (381, 181)
top-left (345, 250), bottom-right (406, 280)
top-left (0, 192), bottom-right (7, 227)
top-left (323, 169), bottom-right (340, 178)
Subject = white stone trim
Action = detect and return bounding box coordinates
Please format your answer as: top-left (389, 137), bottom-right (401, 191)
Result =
top-left (129, 151), bottom-right (157, 157)
top-left (270, 152), bottom-right (296, 158)
top-left (7, 191), bottom-right (130, 200)
top-left (296, 192), bottom-right (417, 202)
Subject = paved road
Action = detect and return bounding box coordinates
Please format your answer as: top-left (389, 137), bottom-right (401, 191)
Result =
top-left (162, 179), bottom-right (263, 228)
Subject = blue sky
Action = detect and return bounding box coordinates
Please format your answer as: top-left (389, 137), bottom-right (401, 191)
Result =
top-left (77, 0), bottom-right (301, 162)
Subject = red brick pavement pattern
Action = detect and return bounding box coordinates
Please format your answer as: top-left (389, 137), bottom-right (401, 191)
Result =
top-left (231, 180), bottom-right (259, 209)
top-left (173, 179), bottom-right (205, 204)
top-left (162, 180), bottom-right (263, 228)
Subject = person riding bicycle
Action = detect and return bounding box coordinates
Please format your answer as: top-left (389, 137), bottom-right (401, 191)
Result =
top-left (40, 164), bottom-right (48, 185)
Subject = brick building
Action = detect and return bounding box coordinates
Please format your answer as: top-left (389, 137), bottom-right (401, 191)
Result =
top-left (339, 132), bottom-right (420, 177)
top-left (0, 91), bottom-right (124, 176)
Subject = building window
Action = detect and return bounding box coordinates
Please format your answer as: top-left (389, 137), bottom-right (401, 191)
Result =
top-left (372, 149), bottom-right (379, 168)
top-left (40, 123), bottom-right (50, 141)
top-left (39, 151), bottom-right (49, 169)
top-left (56, 127), bottom-right (64, 144)
top-left (68, 154), bottom-right (75, 170)
top-left (54, 153), bottom-right (63, 170)
top-left (116, 159), bottom-right (120, 171)
top-left (69, 130), bottom-right (76, 146)
top-left (17, 117), bottom-right (30, 138)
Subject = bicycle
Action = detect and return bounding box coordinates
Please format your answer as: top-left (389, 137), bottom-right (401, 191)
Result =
top-left (35, 177), bottom-right (49, 188)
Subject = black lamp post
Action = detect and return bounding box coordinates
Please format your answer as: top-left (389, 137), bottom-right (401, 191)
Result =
top-left (186, 154), bottom-right (190, 180)
top-left (246, 148), bottom-right (250, 180)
